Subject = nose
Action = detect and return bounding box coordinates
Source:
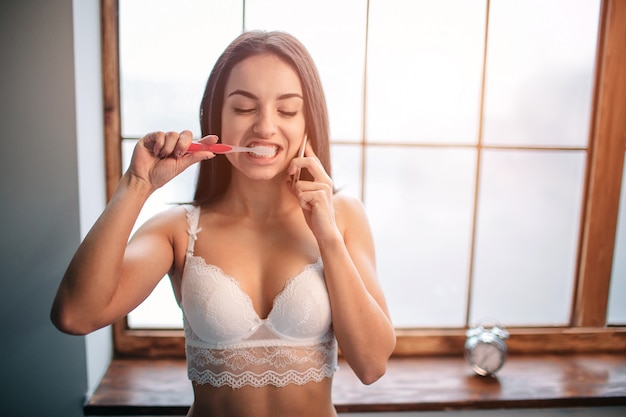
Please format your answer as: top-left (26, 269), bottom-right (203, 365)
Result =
top-left (252, 109), bottom-right (277, 138)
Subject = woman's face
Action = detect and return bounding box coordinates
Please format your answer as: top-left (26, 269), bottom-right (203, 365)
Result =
top-left (221, 53), bottom-right (306, 181)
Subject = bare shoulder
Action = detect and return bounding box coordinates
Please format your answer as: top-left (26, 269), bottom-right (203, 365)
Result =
top-left (130, 204), bottom-right (195, 278)
top-left (332, 191), bottom-right (364, 210)
top-left (332, 192), bottom-right (370, 235)
top-left (131, 204), bottom-right (191, 246)
top-left (139, 204), bottom-right (189, 230)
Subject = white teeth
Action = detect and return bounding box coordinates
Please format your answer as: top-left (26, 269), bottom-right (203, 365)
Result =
top-left (249, 145), bottom-right (277, 157)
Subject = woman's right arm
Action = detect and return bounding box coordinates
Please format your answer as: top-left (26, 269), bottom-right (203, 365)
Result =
top-left (51, 130), bottom-right (215, 335)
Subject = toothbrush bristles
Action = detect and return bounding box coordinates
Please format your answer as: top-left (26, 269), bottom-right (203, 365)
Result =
top-left (248, 146), bottom-right (275, 156)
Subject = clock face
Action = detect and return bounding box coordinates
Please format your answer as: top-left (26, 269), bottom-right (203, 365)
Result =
top-left (468, 341), bottom-right (505, 375)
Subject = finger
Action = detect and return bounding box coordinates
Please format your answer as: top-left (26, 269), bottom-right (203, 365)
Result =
top-left (183, 134), bottom-right (220, 163)
top-left (303, 142), bottom-right (329, 182)
top-left (295, 156), bottom-right (332, 186)
top-left (296, 188), bottom-right (332, 213)
top-left (159, 131), bottom-right (180, 158)
top-left (299, 197), bottom-right (312, 211)
top-left (173, 130), bottom-right (194, 158)
top-left (294, 179), bottom-right (333, 195)
top-left (179, 147), bottom-right (217, 168)
top-left (196, 134), bottom-right (220, 147)
top-left (182, 134), bottom-right (219, 157)
top-left (144, 131), bottom-right (166, 157)
top-left (296, 189), bottom-right (314, 211)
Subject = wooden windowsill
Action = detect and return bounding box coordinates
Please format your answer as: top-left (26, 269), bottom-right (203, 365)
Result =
top-left (84, 354), bottom-right (626, 415)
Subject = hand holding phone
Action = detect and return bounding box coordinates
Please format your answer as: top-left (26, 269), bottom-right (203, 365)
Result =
top-left (292, 134), bottom-right (308, 189)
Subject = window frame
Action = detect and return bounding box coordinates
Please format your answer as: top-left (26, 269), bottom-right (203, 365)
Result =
top-left (101, 0), bottom-right (626, 358)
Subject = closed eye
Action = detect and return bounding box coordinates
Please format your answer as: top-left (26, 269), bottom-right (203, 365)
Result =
top-left (233, 107), bottom-right (255, 114)
top-left (279, 110), bottom-right (297, 117)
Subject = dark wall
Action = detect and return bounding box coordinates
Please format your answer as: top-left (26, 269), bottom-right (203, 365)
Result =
top-left (0, 0), bottom-right (88, 416)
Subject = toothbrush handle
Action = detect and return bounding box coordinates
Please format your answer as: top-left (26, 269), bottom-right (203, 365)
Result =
top-left (187, 142), bottom-right (209, 152)
top-left (187, 143), bottom-right (235, 153)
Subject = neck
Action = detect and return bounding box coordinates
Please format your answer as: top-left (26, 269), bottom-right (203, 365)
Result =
top-left (220, 172), bottom-right (299, 220)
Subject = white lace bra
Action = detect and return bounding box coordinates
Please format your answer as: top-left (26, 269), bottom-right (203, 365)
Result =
top-left (180, 205), bottom-right (338, 388)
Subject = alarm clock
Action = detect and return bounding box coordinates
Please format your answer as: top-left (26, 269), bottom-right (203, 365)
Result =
top-left (464, 323), bottom-right (509, 376)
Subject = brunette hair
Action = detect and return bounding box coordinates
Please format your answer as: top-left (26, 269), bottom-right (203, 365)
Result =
top-left (194, 30), bottom-right (331, 204)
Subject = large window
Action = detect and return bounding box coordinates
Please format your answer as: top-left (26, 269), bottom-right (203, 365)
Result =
top-left (102, 0), bottom-right (626, 356)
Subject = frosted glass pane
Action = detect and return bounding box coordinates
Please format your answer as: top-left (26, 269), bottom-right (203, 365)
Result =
top-left (470, 150), bottom-right (585, 326)
top-left (331, 144), bottom-right (362, 199)
top-left (483, 0), bottom-right (600, 147)
top-left (366, 0), bottom-right (486, 144)
top-left (245, 0), bottom-right (366, 141)
top-left (122, 140), bottom-right (196, 329)
top-left (119, 0), bottom-right (243, 137)
top-left (608, 153), bottom-right (626, 325)
top-left (127, 278), bottom-right (183, 329)
top-left (365, 147), bottom-right (476, 327)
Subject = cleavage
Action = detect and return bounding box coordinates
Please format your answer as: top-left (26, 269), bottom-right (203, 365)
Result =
top-left (193, 255), bottom-right (318, 320)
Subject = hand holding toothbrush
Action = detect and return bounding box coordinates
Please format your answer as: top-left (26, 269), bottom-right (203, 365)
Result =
top-left (128, 130), bottom-right (218, 192)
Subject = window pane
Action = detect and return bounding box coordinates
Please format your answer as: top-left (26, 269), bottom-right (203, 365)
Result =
top-left (366, 0), bottom-right (486, 144)
top-left (482, 0), bottom-right (600, 147)
top-left (123, 140), bottom-right (194, 329)
top-left (331, 144), bottom-right (362, 199)
top-left (365, 147), bottom-right (476, 328)
top-left (245, 0), bottom-right (367, 141)
top-left (127, 278), bottom-right (183, 329)
top-left (608, 153), bottom-right (626, 325)
top-left (119, 0), bottom-right (243, 137)
top-left (470, 150), bottom-right (585, 326)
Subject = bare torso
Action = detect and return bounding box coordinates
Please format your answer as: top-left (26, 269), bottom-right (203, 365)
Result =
top-left (187, 378), bottom-right (337, 417)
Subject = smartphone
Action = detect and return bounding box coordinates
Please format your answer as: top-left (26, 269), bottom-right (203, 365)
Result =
top-left (292, 134), bottom-right (308, 189)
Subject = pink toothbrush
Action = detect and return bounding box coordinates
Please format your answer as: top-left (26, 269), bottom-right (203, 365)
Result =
top-left (187, 142), bottom-right (275, 156)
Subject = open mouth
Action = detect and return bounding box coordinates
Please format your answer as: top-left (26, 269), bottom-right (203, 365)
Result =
top-left (248, 144), bottom-right (279, 158)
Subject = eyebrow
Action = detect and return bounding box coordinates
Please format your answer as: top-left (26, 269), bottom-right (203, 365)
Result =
top-left (226, 89), bottom-right (303, 101)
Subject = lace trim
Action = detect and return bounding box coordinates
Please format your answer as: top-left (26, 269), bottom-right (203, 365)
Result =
top-left (186, 338), bottom-right (338, 388)
top-left (188, 364), bottom-right (337, 389)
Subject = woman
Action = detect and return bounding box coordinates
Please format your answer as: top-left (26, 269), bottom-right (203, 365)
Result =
top-left (52, 31), bottom-right (395, 417)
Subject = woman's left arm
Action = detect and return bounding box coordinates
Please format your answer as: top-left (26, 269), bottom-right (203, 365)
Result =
top-left (290, 148), bottom-right (396, 385)
top-left (320, 194), bottom-right (396, 384)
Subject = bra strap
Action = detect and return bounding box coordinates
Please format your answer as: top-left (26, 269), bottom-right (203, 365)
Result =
top-left (183, 204), bottom-right (202, 254)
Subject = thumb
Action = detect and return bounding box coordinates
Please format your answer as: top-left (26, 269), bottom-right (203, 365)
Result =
top-left (186, 134), bottom-right (219, 156)
top-left (197, 134), bottom-right (220, 147)
top-left (180, 134), bottom-right (220, 166)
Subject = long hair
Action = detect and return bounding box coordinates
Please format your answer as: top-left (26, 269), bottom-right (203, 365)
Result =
top-left (193, 31), bottom-right (331, 205)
